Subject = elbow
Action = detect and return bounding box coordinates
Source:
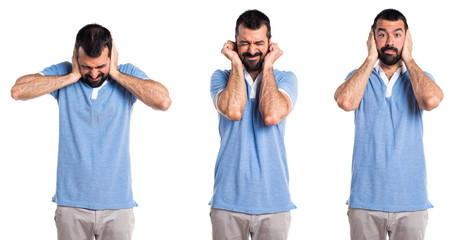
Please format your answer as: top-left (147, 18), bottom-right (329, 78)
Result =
top-left (11, 85), bottom-right (24, 100)
top-left (336, 97), bottom-right (357, 112)
top-left (263, 113), bottom-right (282, 126)
top-left (225, 110), bottom-right (243, 121)
top-left (149, 95), bottom-right (171, 111)
top-left (420, 95), bottom-right (442, 111)
top-left (157, 97), bottom-right (172, 111)
top-left (219, 104), bottom-right (244, 121)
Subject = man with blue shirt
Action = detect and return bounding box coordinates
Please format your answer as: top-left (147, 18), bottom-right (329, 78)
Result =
top-left (11, 24), bottom-right (171, 240)
top-left (334, 9), bottom-right (443, 240)
top-left (210, 10), bottom-right (297, 240)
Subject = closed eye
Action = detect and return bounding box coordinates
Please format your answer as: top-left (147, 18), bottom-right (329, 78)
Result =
top-left (239, 41), bottom-right (250, 46)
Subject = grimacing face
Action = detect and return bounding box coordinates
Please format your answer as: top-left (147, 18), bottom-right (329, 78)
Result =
top-left (236, 24), bottom-right (270, 72)
top-left (78, 47), bottom-right (111, 88)
top-left (374, 19), bottom-right (406, 66)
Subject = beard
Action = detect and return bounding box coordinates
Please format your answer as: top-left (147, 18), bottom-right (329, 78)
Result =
top-left (240, 51), bottom-right (266, 72)
top-left (81, 72), bottom-right (109, 88)
top-left (378, 46), bottom-right (402, 66)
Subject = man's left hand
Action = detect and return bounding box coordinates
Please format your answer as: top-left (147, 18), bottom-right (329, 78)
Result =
top-left (402, 30), bottom-right (413, 63)
top-left (110, 40), bottom-right (120, 77)
top-left (263, 41), bottom-right (283, 69)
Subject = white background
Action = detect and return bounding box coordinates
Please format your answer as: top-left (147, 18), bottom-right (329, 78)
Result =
top-left (1, 0), bottom-right (461, 239)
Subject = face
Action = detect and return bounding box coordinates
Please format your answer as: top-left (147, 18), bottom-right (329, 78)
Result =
top-left (374, 19), bottom-right (406, 66)
top-left (78, 47), bottom-right (111, 88)
top-left (236, 24), bottom-right (269, 72)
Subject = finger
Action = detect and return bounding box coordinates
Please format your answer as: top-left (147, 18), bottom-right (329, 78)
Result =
top-left (223, 41), bottom-right (232, 50)
top-left (222, 45), bottom-right (231, 53)
top-left (229, 41), bottom-right (237, 50)
top-left (112, 43), bottom-right (118, 56)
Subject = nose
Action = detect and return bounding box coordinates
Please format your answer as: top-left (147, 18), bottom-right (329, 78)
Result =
top-left (386, 34), bottom-right (394, 46)
top-left (90, 69), bottom-right (99, 79)
top-left (247, 44), bottom-right (258, 55)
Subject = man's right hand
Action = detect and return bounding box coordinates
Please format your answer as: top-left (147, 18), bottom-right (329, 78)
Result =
top-left (367, 28), bottom-right (378, 60)
top-left (221, 40), bottom-right (241, 64)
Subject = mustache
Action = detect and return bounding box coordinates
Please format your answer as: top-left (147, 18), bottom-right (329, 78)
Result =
top-left (380, 46), bottom-right (399, 54)
top-left (84, 72), bottom-right (105, 80)
top-left (242, 52), bottom-right (263, 58)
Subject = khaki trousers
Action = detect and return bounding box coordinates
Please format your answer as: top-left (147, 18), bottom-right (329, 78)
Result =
top-left (55, 206), bottom-right (135, 240)
top-left (210, 207), bottom-right (291, 240)
top-left (348, 207), bottom-right (428, 240)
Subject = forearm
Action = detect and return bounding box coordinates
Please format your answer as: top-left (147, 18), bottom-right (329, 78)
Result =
top-left (403, 58), bottom-right (443, 111)
top-left (11, 73), bottom-right (80, 101)
top-left (216, 61), bottom-right (247, 121)
top-left (334, 56), bottom-right (376, 111)
top-left (259, 66), bottom-right (291, 126)
top-left (111, 71), bottom-right (171, 111)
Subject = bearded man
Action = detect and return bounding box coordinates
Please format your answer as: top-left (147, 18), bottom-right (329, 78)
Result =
top-left (209, 9), bottom-right (298, 240)
top-left (11, 23), bottom-right (171, 240)
top-left (334, 9), bottom-right (443, 240)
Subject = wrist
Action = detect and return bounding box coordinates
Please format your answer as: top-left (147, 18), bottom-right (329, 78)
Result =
top-left (69, 72), bottom-right (81, 82)
top-left (231, 59), bottom-right (243, 69)
top-left (366, 54), bottom-right (378, 62)
top-left (109, 69), bottom-right (121, 79)
top-left (402, 56), bottom-right (414, 65)
top-left (262, 61), bottom-right (274, 71)
top-left (365, 56), bottom-right (378, 68)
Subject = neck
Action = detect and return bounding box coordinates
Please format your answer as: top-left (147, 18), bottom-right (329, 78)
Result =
top-left (379, 61), bottom-right (402, 80)
top-left (246, 69), bottom-right (262, 81)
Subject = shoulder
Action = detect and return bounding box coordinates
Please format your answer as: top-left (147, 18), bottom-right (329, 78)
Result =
top-left (274, 69), bottom-right (296, 80)
top-left (211, 69), bottom-right (232, 84)
top-left (117, 63), bottom-right (149, 79)
top-left (212, 69), bottom-right (231, 79)
top-left (210, 70), bottom-right (231, 94)
top-left (117, 63), bottom-right (138, 74)
top-left (422, 71), bottom-right (435, 81)
top-left (424, 71), bottom-right (435, 82)
top-left (345, 68), bottom-right (377, 80)
top-left (40, 61), bottom-right (72, 76)
top-left (346, 69), bottom-right (358, 79)
top-left (273, 70), bottom-right (297, 86)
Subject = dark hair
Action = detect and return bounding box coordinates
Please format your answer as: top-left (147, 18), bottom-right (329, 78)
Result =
top-left (372, 9), bottom-right (408, 31)
top-left (75, 24), bottom-right (112, 58)
top-left (235, 9), bottom-right (271, 39)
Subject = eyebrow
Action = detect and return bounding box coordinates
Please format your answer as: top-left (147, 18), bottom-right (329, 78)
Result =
top-left (81, 64), bottom-right (107, 69)
top-left (239, 40), bottom-right (266, 44)
top-left (377, 28), bottom-right (404, 33)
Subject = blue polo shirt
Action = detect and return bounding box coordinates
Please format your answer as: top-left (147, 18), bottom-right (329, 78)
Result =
top-left (347, 65), bottom-right (434, 212)
top-left (41, 61), bottom-right (148, 210)
top-left (209, 69), bottom-right (298, 214)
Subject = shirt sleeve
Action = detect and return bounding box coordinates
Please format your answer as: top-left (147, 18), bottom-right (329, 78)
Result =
top-left (275, 71), bottom-right (298, 109)
top-left (118, 63), bottom-right (150, 80)
top-left (424, 71), bottom-right (436, 83)
top-left (210, 70), bottom-right (231, 108)
top-left (39, 62), bottom-right (72, 100)
top-left (345, 69), bottom-right (358, 81)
